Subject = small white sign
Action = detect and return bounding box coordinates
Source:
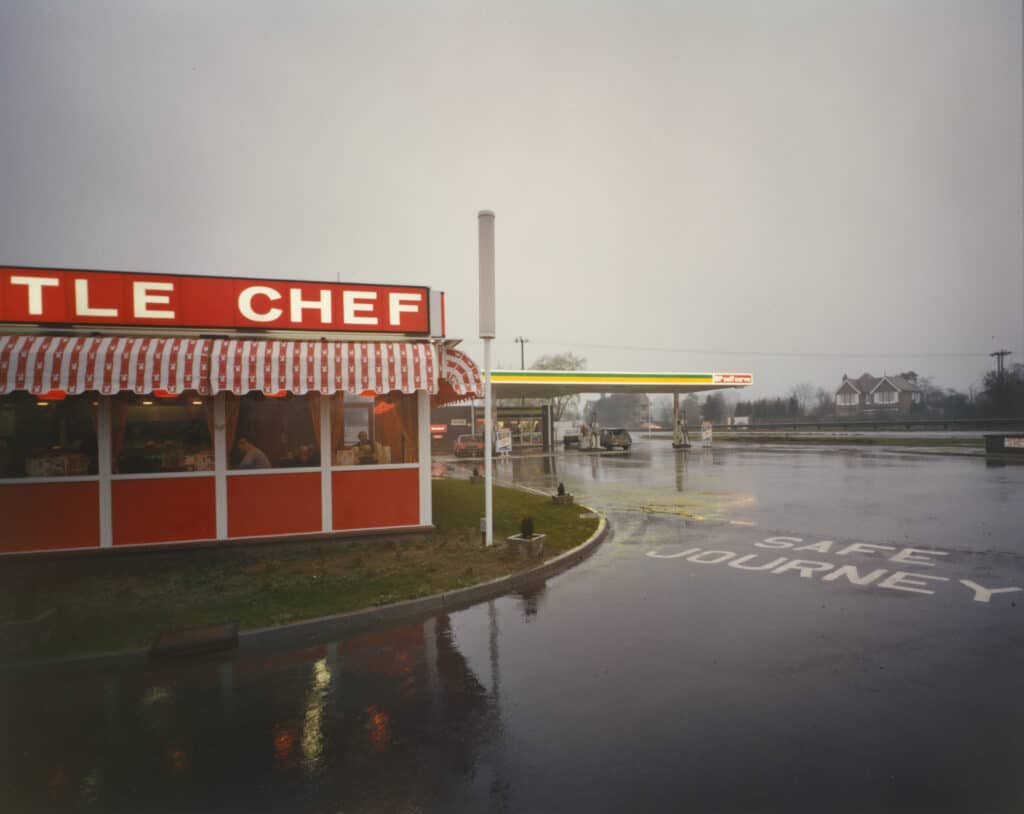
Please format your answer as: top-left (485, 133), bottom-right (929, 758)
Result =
top-left (1006, 437), bottom-right (1024, 449)
top-left (451, 418), bottom-right (468, 426)
top-left (701, 421), bottom-right (713, 444)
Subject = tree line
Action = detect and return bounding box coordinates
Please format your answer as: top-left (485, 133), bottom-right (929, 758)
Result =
top-left (524, 354), bottom-right (1024, 424)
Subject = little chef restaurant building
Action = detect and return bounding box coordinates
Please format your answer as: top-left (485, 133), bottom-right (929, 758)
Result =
top-left (0, 266), bottom-right (481, 555)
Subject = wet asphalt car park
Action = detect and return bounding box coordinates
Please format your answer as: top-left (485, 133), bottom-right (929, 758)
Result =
top-left (3, 439), bottom-right (1023, 813)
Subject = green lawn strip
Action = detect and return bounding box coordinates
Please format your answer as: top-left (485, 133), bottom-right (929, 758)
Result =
top-left (1, 480), bottom-right (598, 662)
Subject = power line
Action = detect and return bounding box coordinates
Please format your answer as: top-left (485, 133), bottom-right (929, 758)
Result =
top-left (458, 338), bottom-right (991, 359)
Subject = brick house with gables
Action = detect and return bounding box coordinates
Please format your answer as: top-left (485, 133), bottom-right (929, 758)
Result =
top-left (835, 373), bottom-right (922, 416)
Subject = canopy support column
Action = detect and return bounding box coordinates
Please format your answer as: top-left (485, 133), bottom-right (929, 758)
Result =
top-left (672, 392), bottom-right (691, 449)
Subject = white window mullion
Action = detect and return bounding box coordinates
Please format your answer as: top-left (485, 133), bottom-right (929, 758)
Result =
top-left (321, 395), bottom-right (332, 532)
top-left (418, 389), bottom-right (431, 527)
top-left (98, 397), bottom-right (113, 547)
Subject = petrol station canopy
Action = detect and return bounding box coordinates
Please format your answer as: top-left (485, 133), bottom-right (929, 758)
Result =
top-left (488, 370), bottom-right (753, 399)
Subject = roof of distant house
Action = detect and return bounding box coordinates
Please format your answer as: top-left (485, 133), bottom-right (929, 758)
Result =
top-left (836, 373), bottom-right (921, 395)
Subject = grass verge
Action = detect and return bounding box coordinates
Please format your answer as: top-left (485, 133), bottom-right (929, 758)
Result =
top-left (1, 479), bottom-right (598, 663)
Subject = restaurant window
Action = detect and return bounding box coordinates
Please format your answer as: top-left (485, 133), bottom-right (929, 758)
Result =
top-left (0, 392), bottom-right (98, 479)
top-left (231, 393), bottom-right (319, 470)
top-left (331, 391), bottom-right (418, 465)
top-left (114, 391), bottom-right (213, 474)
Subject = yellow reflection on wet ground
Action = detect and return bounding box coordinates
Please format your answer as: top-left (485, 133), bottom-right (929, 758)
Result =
top-left (301, 657), bottom-right (331, 771)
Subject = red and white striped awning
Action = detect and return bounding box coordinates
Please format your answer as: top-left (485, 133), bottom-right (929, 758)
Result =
top-left (0, 335), bottom-right (482, 400)
top-left (0, 335), bottom-right (212, 396)
top-left (439, 347), bottom-right (483, 399)
top-left (211, 339), bottom-right (480, 397)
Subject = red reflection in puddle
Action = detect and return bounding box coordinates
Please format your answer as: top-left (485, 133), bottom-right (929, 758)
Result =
top-left (365, 705), bottom-right (391, 751)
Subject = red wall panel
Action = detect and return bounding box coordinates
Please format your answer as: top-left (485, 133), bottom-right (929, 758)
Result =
top-left (228, 472), bottom-right (321, 538)
top-left (332, 468), bottom-right (419, 530)
top-left (112, 477), bottom-right (216, 546)
top-left (0, 481), bottom-right (99, 552)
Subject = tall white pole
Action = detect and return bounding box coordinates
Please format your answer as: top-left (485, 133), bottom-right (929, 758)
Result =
top-left (484, 339), bottom-right (493, 545)
top-left (479, 210), bottom-right (496, 546)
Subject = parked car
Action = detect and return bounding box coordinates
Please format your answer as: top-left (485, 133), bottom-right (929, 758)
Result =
top-left (599, 428), bottom-right (632, 450)
top-left (453, 433), bottom-right (485, 457)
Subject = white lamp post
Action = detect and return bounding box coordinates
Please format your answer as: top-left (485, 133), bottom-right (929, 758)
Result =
top-left (478, 210), bottom-right (496, 546)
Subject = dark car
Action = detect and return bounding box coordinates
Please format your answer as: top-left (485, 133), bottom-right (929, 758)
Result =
top-left (453, 433), bottom-right (485, 457)
top-left (599, 428), bottom-right (632, 450)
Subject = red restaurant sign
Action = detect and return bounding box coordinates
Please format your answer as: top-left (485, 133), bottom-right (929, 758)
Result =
top-left (0, 267), bottom-right (431, 335)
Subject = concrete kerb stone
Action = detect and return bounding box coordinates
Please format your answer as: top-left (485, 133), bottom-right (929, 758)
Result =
top-left (4, 506), bottom-right (609, 672)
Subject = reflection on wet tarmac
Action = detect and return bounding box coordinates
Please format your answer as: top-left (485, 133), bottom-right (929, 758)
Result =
top-left (5, 440), bottom-right (1024, 813)
top-left (3, 614), bottom-right (497, 813)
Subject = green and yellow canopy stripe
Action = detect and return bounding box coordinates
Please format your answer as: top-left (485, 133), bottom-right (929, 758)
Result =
top-left (487, 370), bottom-right (752, 398)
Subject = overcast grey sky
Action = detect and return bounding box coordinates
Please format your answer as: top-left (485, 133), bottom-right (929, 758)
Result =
top-left (1, 0), bottom-right (1021, 398)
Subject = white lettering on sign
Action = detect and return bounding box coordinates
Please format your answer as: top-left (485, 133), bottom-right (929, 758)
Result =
top-left (389, 292), bottom-right (423, 326)
top-left (74, 279), bottom-right (118, 317)
top-left (1005, 437), bottom-right (1024, 448)
top-left (713, 373), bottom-right (753, 385)
top-left (238, 286), bottom-right (283, 322)
top-left (343, 291), bottom-right (378, 325)
top-left (290, 288), bottom-right (331, 324)
top-left (133, 282), bottom-right (175, 319)
top-left (10, 276), bottom-right (59, 315)
top-left (645, 539), bottom-right (1023, 606)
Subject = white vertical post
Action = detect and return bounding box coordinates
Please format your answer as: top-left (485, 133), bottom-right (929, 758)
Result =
top-left (417, 389), bottom-right (432, 526)
top-left (483, 339), bottom-right (493, 545)
top-left (478, 210), bottom-right (496, 546)
top-left (320, 394), bottom-right (332, 532)
top-left (214, 393), bottom-right (228, 540)
top-left (97, 397), bottom-right (113, 548)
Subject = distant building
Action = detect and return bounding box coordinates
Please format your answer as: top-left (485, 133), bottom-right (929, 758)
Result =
top-left (835, 373), bottom-right (922, 416)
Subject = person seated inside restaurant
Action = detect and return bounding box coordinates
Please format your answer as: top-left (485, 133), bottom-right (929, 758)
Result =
top-left (295, 444), bottom-right (320, 467)
top-left (355, 430), bottom-right (377, 465)
top-left (236, 435), bottom-right (271, 469)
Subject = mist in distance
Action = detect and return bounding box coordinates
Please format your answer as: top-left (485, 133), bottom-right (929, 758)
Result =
top-left (0, 0), bottom-right (1020, 399)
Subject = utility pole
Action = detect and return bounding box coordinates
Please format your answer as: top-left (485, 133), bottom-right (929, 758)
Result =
top-left (514, 336), bottom-right (529, 369)
top-left (990, 349), bottom-right (1012, 374)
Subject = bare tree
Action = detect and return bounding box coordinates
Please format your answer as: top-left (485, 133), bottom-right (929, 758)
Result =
top-left (530, 352), bottom-right (586, 423)
top-left (812, 387), bottom-right (834, 417)
top-left (789, 382), bottom-right (816, 415)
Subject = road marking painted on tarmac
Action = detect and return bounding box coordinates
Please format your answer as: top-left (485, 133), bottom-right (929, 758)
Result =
top-left (960, 580), bottom-right (1023, 603)
top-left (645, 536), bottom-right (1022, 605)
top-left (729, 520), bottom-right (756, 526)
